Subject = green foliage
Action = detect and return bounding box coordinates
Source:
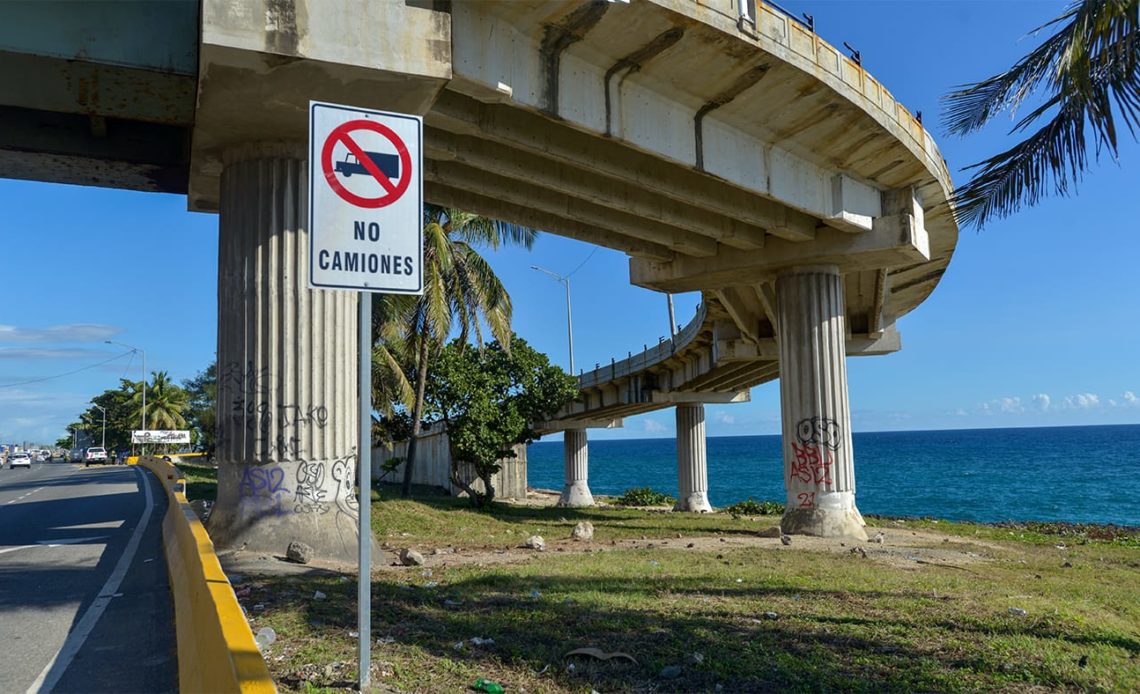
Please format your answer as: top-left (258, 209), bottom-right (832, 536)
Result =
top-left (722, 498), bottom-right (785, 516)
top-left (182, 361), bottom-right (216, 454)
top-left (424, 335), bottom-right (577, 508)
top-left (615, 486), bottom-right (675, 507)
top-left (942, 0), bottom-right (1140, 228)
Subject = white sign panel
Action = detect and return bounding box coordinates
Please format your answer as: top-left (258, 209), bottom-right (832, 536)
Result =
top-left (132, 430), bottom-right (191, 444)
top-left (309, 101), bottom-right (423, 293)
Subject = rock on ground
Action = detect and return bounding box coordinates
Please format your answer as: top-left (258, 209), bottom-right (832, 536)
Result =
top-left (524, 535), bottom-right (546, 551)
top-left (399, 548), bottom-right (425, 566)
top-left (286, 541), bottom-right (315, 564)
top-left (571, 522), bottom-right (595, 541)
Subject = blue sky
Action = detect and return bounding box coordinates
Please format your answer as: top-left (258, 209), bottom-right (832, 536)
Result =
top-left (2, 0), bottom-right (1138, 445)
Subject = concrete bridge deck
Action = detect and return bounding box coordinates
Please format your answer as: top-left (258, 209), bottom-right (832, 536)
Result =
top-left (0, 0), bottom-right (958, 545)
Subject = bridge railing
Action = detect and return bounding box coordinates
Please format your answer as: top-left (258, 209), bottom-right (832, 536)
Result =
top-left (577, 300), bottom-right (708, 390)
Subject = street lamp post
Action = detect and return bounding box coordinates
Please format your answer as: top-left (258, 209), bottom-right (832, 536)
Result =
top-left (106, 340), bottom-right (146, 431)
top-left (531, 265), bottom-right (575, 374)
top-left (93, 404), bottom-right (107, 449)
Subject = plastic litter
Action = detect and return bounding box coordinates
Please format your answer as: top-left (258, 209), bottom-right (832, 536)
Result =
top-left (472, 678), bottom-right (505, 693)
top-left (1008, 607), bottom-right (1028, 616)
top-left (313, 590), bottom-right (327, 600)
top-left (254, 627), bottom-right (276, 650)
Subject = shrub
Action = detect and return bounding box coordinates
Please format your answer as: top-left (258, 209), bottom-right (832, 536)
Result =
top-left (722, 498), bottom-right (784, 516)
top-left (615, 487), bottom-right (675, 507)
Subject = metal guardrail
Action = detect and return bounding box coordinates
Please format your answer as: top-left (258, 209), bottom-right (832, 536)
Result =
top-left (577, 301), bottom-right (707, 390)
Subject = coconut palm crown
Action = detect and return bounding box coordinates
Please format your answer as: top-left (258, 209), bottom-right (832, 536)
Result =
top-left (942, 0), bottom-right (1139, 229)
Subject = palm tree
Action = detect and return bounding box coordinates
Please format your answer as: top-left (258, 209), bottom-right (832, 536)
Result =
top-left (942, 0), bottom-right (1139, 228)
top-left (130, 370), bottom-right (189, 431)
top-left (399, 205), bottom-right (537, 497)
top-left (372, 293), bottom-right (415, 418)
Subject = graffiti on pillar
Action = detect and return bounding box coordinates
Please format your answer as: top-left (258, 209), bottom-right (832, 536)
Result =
top-left (238, 464), bottom-right (291, 517)
top-left (789, 417), bottom-right (840, 489)
top-left (797, 492), bottom-right (816, 508)
top-left (331, 454), bottom-right (360, 552)
top-left (219, 360), bottom-right (332, 459)
top-left (294, 460), bottom-right (330, 514)
top-left (796, 417), bottom-right (842, 451)
top-left (789, 443), bottom-right (834, 485)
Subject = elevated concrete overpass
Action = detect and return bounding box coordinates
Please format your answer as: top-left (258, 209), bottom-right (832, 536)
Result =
top-left (0, 0), bottom-right (957, 547)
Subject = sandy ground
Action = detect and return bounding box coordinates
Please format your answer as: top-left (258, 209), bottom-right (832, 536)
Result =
top-left (219, 509), bottom-right (1013, 580)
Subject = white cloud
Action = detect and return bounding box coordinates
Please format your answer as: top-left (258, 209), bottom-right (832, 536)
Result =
top-left (643, 419), bottom-right (667, 434)
top-left (1032, 393), bottom-right (1051, 411)
top-left (0, 324), bottom-right (122, 344)
top-left (0, 348), bottom-right (109, 360)
top-left (1124, 391), bottom-right (1139, 406)
top-left (713, 411), bottom-right (735, 425)
top-left (979, 396), bottom-right (1024, 415)
top-left (1063, 392), bottom-right (1100, 409)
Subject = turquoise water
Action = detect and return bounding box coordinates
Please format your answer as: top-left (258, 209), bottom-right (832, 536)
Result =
top-left (526, 424), bottom-right (1140, 526)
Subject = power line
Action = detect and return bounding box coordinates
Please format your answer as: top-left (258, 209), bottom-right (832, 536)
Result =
top-left (565, 247), bottom-right (598, 278)
top-left (0, 351), bottom-right (134, 389)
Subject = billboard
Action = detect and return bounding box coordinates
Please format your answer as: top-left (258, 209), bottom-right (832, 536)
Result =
top-left (131, 430), bottom-right (191, 445)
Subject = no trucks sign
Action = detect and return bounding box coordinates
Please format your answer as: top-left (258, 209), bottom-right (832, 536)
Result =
top-left (308, 101), bottom-right (423, 294)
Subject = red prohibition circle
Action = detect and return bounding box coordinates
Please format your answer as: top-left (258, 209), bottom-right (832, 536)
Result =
top-left (320, 119), bottom-right (413, 209)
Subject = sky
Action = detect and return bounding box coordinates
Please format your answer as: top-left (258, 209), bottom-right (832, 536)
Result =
top-left (2, 0), bottom-right (1138, 445)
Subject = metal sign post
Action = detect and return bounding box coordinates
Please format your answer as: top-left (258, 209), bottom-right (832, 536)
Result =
top-left (309, 100), bottom-right (423, 690)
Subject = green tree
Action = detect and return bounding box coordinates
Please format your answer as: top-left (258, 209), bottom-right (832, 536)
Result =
top-left (130, 370), bottom-right (189, 431)
top-left (423, 335), bottom-right (578, 508)
top-left (399, 205), bottom-right (537, 497)
top-left (182, 361), bottom-right (217, 453)
top-left (943, 0), bottom-right (1140, 228)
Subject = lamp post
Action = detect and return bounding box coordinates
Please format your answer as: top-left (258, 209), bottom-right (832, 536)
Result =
top-left (531, 265), bottom-right (575, 374)
top-left (106, 341), bottom-right (146, 431)
top-left (93, 404), bottom-right (106, 449)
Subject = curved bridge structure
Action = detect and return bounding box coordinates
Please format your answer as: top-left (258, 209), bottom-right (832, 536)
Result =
top-left (0, 0), bottom-right (957, 547)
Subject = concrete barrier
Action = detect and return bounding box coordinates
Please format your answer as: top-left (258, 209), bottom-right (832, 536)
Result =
top-left (137, 456), bottom-right (276, 693)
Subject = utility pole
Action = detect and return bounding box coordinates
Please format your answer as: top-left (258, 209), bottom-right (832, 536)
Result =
top-left (93, 404), bottom-right (107, 448)
top-left (531, 265), bottom-right (575, 374)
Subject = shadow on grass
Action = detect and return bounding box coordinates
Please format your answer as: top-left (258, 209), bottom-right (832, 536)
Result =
top-left (247, 565), bottom-right (1137, 693)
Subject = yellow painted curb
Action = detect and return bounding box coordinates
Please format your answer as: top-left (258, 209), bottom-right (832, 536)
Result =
top-left (138, 457), bottom-right (276, 694)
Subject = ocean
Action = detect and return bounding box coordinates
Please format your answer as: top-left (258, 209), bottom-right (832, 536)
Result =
top-left (526, 423), bottom-right (1140, 527)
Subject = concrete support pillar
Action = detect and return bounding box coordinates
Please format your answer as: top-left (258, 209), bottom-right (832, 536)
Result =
top-left (775, 265), bottom-right (867, 539)
top-left (208, 144), bottom-right (363, 561)
top-left (674, 403), bottom-right (712, 512)
top-left (558, 428), bottom-right (594, 507)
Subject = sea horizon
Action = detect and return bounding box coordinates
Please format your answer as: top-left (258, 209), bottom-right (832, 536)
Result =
top-left (527, 422), bottom-right (1140, 528)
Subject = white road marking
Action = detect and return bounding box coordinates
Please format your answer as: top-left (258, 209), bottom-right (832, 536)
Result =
top-left (26, 468), bottom-right (154, 694)
top-left (0, 545), bottom-right (40, 556)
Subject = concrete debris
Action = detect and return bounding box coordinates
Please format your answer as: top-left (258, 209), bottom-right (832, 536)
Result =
top-left (850, 546), bottom-right (867, 558)
top-left (399, 548), bottom-right (425, 566)
top-left (763, 611), bottom-right (779, 620)
top-left (571, 521), bottom-right (595, 541)
top-left (524, 535), bottom-right (546, 551)
top-left (780, 534), bottom-right (792, 545)
top-left (1008, 607), bottom-right (1027, 616)
top-left (660, 665), bottom-right (683, 680)
top-left (873, 532), bottom-right (885, 544)
top-left (286, 541), bottom-right (315, 564)
top-left (313, 590), bottom-right (327, 600)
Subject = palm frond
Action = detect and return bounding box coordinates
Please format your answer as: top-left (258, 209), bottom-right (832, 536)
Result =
top-left (942, 0), bottom-right (1140, 228)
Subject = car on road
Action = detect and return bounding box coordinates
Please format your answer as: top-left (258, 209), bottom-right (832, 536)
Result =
top-left (84, 447), bottom-right (109, 466)
top-left (8, 452), bottom-right (31, 469)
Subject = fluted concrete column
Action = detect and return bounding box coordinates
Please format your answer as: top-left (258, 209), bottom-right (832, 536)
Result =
top-left (558, 429), bottom-right (594, 507)
top-left (776, 265), bottom-right (866, 539)
top-left (208, 144), bottom-right (362, 561)
top-left (674, 403), bottom-right (712, 512)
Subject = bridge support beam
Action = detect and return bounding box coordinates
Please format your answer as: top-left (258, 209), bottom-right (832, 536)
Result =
top-left (558, 429), bottom-right (594, 507)
top-left (207, 145), bottom-right (364, 562)
top-left (674, 403), bottom-right (712, 512)
top-left (776, 266), bottom-right (867, 540)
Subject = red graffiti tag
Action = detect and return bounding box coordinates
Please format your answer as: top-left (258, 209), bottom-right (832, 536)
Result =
top-left (789, 443), bottom-right (833, 486)
top-left (797, 492), bottom-right (816, 508)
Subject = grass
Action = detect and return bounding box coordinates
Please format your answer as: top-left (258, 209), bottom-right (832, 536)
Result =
top-left (232, 493), bottom-right (1140, 693)
top-left (176, 461), bottom-right (217, 502)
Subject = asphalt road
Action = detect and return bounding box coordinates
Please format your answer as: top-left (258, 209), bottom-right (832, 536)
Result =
top-left (0, 459), bottom-right (176, 693)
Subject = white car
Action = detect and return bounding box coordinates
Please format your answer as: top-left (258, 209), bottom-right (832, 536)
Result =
top-left (9, 452), bottom-right (32, 469)
top-left (84, 447), bottom-right (110, 466)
